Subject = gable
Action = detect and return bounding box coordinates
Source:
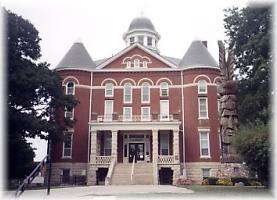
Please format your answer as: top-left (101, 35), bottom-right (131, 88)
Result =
top-left (99, 45), bottom-right (176, 69)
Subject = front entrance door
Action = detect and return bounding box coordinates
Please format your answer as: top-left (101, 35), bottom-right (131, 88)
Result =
top-left (129, 143), bottom-right (144, 162)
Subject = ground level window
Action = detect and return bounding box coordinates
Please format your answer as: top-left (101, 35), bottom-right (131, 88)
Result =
top-left (202, 168), bottom-right (211, 179)
top-left (61, 169), bottom-right (71, 184)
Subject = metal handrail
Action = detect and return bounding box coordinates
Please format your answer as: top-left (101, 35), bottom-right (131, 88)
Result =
top-left (130, 155), bottom-right (135, 184)
top-left (15, 155), bottom-right (48, 197)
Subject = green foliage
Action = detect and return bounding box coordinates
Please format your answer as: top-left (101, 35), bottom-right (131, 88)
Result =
top-left (206, 177), bottom-right (219, 185)
top-left (233, 124), bottom-right (270, 186)
top-left (216, 178), bottom-right (233, 186)
top-left (224, 6), bottom-right (272, 125)
top-left (6, 8), bottom-right (78, 180)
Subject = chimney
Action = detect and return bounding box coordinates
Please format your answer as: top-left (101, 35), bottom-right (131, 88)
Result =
top-left (202, 41), bottom-right (207, 48)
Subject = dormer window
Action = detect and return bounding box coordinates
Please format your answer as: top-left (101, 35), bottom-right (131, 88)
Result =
top-left (130, 37), bottom-right (135, 45)
top-left (138, 36), bottom-right (144, 45)
top-left (134, 59), bottom-right (140, 68)
top-left (147, 37), bottom-right (152, 46)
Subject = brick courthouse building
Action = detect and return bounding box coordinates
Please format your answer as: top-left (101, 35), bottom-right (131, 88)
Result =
top-left (51, 16), bottom-right (228, 185)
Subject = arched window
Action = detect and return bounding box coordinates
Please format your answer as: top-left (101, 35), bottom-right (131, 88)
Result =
top-left (124, 83), bottom-right (132, 103)
top-left (66, 82), bottom-right (75, 95)
top-left (142, 61), bottom-right (147, 68)
top-left (198, 80), bottom-right (207, 94)
top-left (134, 59), bottom-right (140, 68)
top-left (105, 83), bottom-right (114, 97)
top-left (160, 82), bottom-right (169, 96)
top-left (141, 82), bottom-right (150, 103)
top-left (126, 61), bottom-right (131, 68)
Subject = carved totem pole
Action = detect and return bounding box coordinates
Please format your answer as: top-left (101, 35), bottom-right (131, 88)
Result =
top-left (217, 41), bottom-right (239, 163)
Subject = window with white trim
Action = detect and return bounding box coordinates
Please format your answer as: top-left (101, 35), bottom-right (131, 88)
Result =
top-left (198, 98), bottom-right (208, 119)
top-left (130, 37), bottom-right (135, 45)
top-left (104, 133), bottom-right (112, 156)
top-left (202, 168), bottom-right (211, 179)
top-left (160, 100), bottom-right (169, 121)
top-left (142, 61), bottom-right (147, 68)
top-left (126, 61), bottom-right (131, 68)
top-left (147, 36), bottom-right (152, 46)
top-left (63, 132), bottom-right (73, 158)
top-left (134, 59), bottom-right (140, 68)
top-left (141, 82), bottom-right (150, 103)
top-left (123, 107), bottom-right (132, 121)
top-left (124, 83), bottom-right (132, 103)
top-left (141, 107), bottom-right (150, 121)
top-left (160, 133), bottom-right (169, 155)
top-left (64, 106), bottom-right (74, 120)
top-left (138, 35), bottom-right (144, 45)
top-left (160, 82), bottom-right (169, 96)
top-left (105, 83), bottom-right (114, 97)
top-left (104, 100), bottom-right (113, 121)
top-left (199, 131), bottom-right (210, 157)
top-left (198, 80), bottom-right (207, 94)
top-left (66, 82), bottom-right (75, 95)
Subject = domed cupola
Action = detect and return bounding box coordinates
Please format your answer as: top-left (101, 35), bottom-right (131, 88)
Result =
top-left (123, 16), bottom-right (160, 52)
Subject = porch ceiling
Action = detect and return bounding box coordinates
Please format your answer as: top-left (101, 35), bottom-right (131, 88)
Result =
top-left (89, 121), bottom-right (181, 131)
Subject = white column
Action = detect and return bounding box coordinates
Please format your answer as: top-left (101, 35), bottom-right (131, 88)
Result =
top-left (90, 130), bottom-right (97, 163)
top-left (152, 129), bottom-right (159, 185)
top-left (173, 129), bottom-right (180, 164)
top-left (111, 130), bottom-right (118, 162)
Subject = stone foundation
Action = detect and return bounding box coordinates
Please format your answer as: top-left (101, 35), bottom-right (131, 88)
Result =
top-left (50, 162), bottom-right (87, 185)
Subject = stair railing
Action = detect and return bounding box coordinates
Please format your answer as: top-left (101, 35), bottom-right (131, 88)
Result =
top-left (105, 157), bottom-right (116, 185)
top-left (15, 155), bottom-right (48, 197)
top-left (130, 155), bottom-right (135, 184)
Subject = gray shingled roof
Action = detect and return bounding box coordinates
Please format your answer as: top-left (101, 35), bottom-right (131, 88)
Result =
top-left (179, 40), bottom-right (218, 68)
top-left (161, 55), bottom-right (181, 65)
top-left (128, 17), bottom-right (156, 32)
top-left (56, 42), bottom-right (96, 70)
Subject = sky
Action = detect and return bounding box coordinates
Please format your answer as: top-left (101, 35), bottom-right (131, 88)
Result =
top-left (2, 0), bottom-right (257, 161)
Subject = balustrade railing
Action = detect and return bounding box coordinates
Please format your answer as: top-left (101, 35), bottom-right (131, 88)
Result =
top-left (157, 155), bottom-right (174, 164)
top-left (91, 113), bottom-right (180, 123)
top-left (95, 156), bottom-right (112, 164)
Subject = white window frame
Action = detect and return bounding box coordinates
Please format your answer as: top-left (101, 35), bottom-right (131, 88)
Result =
top-left (199, 131), bottom-right (211, 158)
top-left (134, 59), bottom-right (140, 68)
top-left (105, 83), bottom-right (114, 97)
top-left (141, 107), bottom-right (151, 121)
top-left (159, 133), bottom-right (169, 155)
top-left (147, 36), bottom-right (152, 46)
top-left (62, 132), bottom-right (73, 158)
top-left (66, 82), bottom-right (75, 95)
top-left (198, 97), bottom-right (208, 119)
top-left (202, 168), bottom-right (211, 179)
top-left (124, 83), bottom-right (132, 103)
top-left (141, 82), bottom-right (150, 103)
top-left (129, 37), bottom-right (135, 45)
top-left (138, 35), bottom-right (144, 45)
top-left (142, 61), bottom-right (148, 68)
top-left (198, 80), bottom-right (207, 94)
top-left (123, 107), bottom-right (132, 121)
top-left (104, 100), bottom-right (113, 121)
top-left (126, 61), bottom-right (131, 68)
top-left (64, 106), bottom-right (74, 120)
top-left (160, 82), bottom-right (169, 97)
top-left (160, 100), bottom-right (169, 121)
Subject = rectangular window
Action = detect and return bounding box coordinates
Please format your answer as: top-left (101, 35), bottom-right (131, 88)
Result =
top-left (198, 98), bottom-right (208, 119)
top-left (141, 107), bottom-right (150, 121)
top-left (141, 85), bottom-right (150, 103)
top-left (61, 169), bottom-right (71, 184)
top-left (123, 107), bottom-right (132, 121)
top-left (199, 131), bottom-right (210, 157)
top-left (147, 36), bottom-right (152, 46)
top-left (130, 37), bottom-right (135, 45)
top-left (160, 133), bottom-right (169, 155)
top-left (63, 132), bottom-right (73, 158)
top-left (138, 36), bottom-right (144, 45)
top-left (124, 84), bottom-right (132, 103)
top-left (104, 100), bottom-right (113, 121)
top-left (202, 168), bottom-right (211, 179)
top-left (64, 107), bottom-right (74, 120)
top-left (160, 100), bottom-right (169, 121)
top-left (104, 133), bottom-right (112, 156)
top-left (105, 83), bottom-right (114, 97)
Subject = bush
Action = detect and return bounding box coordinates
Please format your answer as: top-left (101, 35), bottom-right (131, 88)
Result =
top-left (201, 179), bottom-right (208, 185)
top-left (206, 177), bottom-right (219, 185)
top-left (249, 181), bottom-right (262, 186)
top-left (176, 178), bottom-right (193, 185)
top-left (231, 177), bottom-right (249, 186)
top-left (216, 178), bottom-right (233, 186)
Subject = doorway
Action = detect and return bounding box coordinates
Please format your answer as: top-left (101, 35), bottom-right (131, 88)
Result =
top-left (128, 143), bottom-right (144, 162)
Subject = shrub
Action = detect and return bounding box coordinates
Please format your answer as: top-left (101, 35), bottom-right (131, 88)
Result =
top-left (216, 178), bottom-right (233, 186)
top-left (249, 181), bottom-right (262, 186)
top-left (176, 178), bottom-right (193, 185)
top-left (231, 177), bottom-right (249, 186)
top-left (206, 177), bottom-right (219, 185)
top-left (201, 179), bottom-right (208, 185)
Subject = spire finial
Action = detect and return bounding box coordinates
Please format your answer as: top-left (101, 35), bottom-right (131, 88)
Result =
top-left (75, 37), bottom-right (82, 43)
top-left (140, 10), bottom-right (144, 17)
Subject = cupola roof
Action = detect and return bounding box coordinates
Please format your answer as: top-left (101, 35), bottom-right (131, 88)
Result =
top-left (128, 16), bottom-right (156, 32)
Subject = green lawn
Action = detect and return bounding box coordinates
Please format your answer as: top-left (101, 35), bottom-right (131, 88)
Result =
top-left (179, 185), bottom-right (272, 196)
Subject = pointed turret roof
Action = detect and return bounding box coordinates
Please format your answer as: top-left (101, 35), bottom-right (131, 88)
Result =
top-left (179, 40), bottom-right (218, 68)
top-left (56, 41), bottom-right (96, 70)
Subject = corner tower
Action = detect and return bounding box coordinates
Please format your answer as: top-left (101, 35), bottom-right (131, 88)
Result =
top-left (123, 16), bottom-right (160, 53)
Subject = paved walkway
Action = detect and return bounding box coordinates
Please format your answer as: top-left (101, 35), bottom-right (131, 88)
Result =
top-left (6, 185), bottom-right (194, 199)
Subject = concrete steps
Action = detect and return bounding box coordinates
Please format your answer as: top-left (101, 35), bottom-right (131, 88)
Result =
top-left (111, 163), bottom-right (154, 185)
